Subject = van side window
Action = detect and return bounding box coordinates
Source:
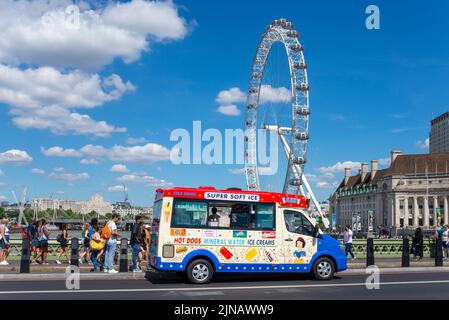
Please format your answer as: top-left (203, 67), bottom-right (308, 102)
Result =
top-left (284, 210), bottom-right (314, 236)
top-left (172, 200), bottom-right (208, 227)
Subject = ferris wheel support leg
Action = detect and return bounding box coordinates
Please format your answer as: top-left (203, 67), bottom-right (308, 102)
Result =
top-left (278, 132), bottom-right (329, 228)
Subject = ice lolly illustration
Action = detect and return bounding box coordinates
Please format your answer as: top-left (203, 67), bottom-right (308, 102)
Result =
top-left (245, 248), bottom-right (258, 261)
top-left (219, 247), bottom-right (233, 260)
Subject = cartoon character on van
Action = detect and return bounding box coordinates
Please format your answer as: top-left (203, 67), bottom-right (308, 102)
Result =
top-left (293, 237), bottom-right (307, 264)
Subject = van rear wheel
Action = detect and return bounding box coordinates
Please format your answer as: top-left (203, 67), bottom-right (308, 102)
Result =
top-left (186, 259), bottom-right (214, 284)
top-left (312, 257), bottom-right (335, 280)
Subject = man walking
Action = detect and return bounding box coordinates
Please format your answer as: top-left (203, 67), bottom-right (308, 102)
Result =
top-left (103, 213), bottom-right (120, 274)
top-left (343, 224), bottom-right (356, 261)
top-left (130, 215), bottom-right (143, 273)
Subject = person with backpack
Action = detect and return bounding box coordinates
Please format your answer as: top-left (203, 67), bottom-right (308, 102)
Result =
top-left (90, 224), bottom-right (104, 272)
top-left (33, 218), bottom-right (50, 265)
top-left (0, 218), bottom-right (11, 265)
top-left (102, 213), bottom-right (121, 273)
top-left (130, 215), bottom-right (143, 273)
top-left (55, 224), bottom-right (69, 264)
top-left (343, 224), bottom-right (356, 261)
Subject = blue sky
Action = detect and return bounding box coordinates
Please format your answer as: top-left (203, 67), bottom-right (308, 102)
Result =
top-left (0, 0), bottom-right (448, 206)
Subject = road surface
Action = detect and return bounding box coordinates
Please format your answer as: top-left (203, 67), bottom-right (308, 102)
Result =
top-left (0, 270), bottom-right (449, 300)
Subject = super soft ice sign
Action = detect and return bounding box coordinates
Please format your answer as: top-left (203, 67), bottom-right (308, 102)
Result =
top-left (204, 192), bottom-right (260, 202)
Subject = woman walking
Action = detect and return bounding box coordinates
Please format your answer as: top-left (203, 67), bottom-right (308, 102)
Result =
top-left (0, 218), bottom-right (11, 265)
top-left (412, 227), bottom-right (424, 261)
top-left (89, 225), bottom-right (104, 272)
top-left (33, 218), bottom-right (50, 265)
top-left (343, 224), bottom-right (357, 261)
top-left (55, 224), bottom-right (69, 264)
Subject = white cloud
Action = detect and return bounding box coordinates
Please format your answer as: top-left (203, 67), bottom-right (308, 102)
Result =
top-left (54, 191), bottom-right (65, 195)
top-left (126, 137), bottom-right (148, 145)
top-left (0, 0), bottom-right (189, 70)
top-left (0, 183), bottom-right (7, 188)
top-left (116, 173), bottom-right (172, 187)
top-left (215, 85), bottom-right (290, 116)
top-left (41, 147), bottom-right (82, 158)
top-left (416, 138), bottom-right (430, 149)
top-left (378, 157), bottom-right (391, 166)
top-left (215, 87), bottom-right (246, 105)
top-left (0, 149), bottom-right (33, 166)
top-left (107, 185), bottom-right (127, 192)
top-left (217, 105), bottom-right (241, 116)
top-left (111, 164), bottom-right (130, 173)
top-left (43, 143), bottom-right (170, 164)
top-left (54, 167), bottom-right (65, 172)
top-left (259, 85), bottom-right (291, 104)
top-left (315, 161), bottom-right (362, 175)
top-left (0, 0), bottom-right (190, 137)
top-left (30, 168), bottom-right (45, 175)
top-left (49, 172), bottom-right (90, 181)
top-left (0, 65), bottom-right (132, 137)
top-left (0, 169), bottom-right (3, 176)
top-left (0, 195), bottom-right (6, 201)
top-left (80, 158), bottom-right (99, 165)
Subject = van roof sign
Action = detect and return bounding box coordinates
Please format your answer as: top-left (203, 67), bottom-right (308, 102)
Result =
top-left (155, 186), bottom-right (308, 208)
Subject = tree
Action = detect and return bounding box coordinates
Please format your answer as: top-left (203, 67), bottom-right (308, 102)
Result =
top-left (0, 207), bottom-right (4, 219)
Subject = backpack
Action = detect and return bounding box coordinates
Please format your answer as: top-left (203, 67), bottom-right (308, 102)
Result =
top-left (100, 222), bottom-right (112, 240)
top-left (56, 233), bottom-right (63, 243)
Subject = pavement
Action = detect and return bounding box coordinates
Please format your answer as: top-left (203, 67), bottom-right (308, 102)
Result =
top-left (0, 257), bottom-right (447, 273)
top-left (1, 270), bottom-right (449, 300)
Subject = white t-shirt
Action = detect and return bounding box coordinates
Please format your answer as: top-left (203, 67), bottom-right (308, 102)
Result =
top-left (343, 229), bottom-right (353, 244)
top-left (442, 229), bottom-right (449, 242)
top-left (107, 221), bottom-right (117, 244)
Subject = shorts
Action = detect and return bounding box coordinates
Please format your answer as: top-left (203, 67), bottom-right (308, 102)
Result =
top-left (84, 239), bottom-right (90, 248)
top-left (0, 238), bottom-right (10, 249)
top-left (39, 240), bottom-right (49, 250)
top-left (60, 240), bottom-right (68, 249)
top-left (443, 242), bottom-right (449, 249)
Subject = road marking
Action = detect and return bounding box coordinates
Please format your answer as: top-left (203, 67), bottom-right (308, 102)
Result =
top-left (2, 279), bottom-right (449, 295)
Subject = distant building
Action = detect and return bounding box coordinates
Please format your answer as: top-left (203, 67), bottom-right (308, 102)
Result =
top-left (32, 194), bottom-right (112, 216)
top-left (0, 201), bottom-right (9, 208)
top-left (329, 150), bottom-right (449, 233)
top-left (430, 111), bottom-right (449, 153)
top-left (112, 202), bottom-right (151, 218)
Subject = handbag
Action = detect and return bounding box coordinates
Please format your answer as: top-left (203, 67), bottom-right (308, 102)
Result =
top-left (90, 238), bottom-right (105, 251)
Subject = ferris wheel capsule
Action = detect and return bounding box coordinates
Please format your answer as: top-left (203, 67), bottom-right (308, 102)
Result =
top-left (294, 132), bottom-right (309, 141)
top-left (247, 103), bottom-right (256, 109)
top-left (251, 71), bottom-right (262, 78)
top-left (294, 62), bottom-right (307, 70)
top-left (287, 30), bottom-right (298, 38)
top-left (290, 44), bottom-right (303, 52)
top-left (289, 178), bottom-right (302, 186)
top-left (296, 83), bottom-right (309, 91)
top-left (292, 157), bottom-right (306, 165)
top-left (295, 106), bottom-right (310, 116)
top-left (249, 87), bottom-right (258, 94)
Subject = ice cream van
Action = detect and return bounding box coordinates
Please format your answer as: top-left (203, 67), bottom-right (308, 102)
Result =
top-left (149, 186), bottom-right (347, 284)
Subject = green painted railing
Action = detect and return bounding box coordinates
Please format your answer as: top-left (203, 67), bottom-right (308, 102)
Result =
top-left (338, 239), bottom-right (436, 258)
top-left (4, 238), bottom-right (436, 260)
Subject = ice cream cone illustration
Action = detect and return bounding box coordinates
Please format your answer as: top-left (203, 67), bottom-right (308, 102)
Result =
top-left (163, 201), bottom-right (171, 223)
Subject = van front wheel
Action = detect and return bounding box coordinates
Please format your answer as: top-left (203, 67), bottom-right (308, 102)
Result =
top-left (186, 259), bottom-right (214, 284)
top-left (312, 257), bottom-right (335, 280)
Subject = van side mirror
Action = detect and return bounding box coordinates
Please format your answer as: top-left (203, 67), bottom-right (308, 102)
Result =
top-left (313, 225), bottom-right (320, 238)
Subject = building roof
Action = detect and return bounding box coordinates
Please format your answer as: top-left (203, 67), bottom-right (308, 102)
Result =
top-left (335, 152), bottom-right (449, 192)
top-left (385, 152), bottom-right (449, 176)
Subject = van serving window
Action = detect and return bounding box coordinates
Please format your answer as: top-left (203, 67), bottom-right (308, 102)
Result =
top-left (171, 199), bottom-right (275, 231)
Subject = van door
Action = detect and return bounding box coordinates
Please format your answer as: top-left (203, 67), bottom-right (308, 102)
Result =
top-left (282, 209), bottom-right (317, 266)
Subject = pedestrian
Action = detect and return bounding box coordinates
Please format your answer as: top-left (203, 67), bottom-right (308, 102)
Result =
top-left (441, 225), bottom-right (449, 259)
top-left (102, 213), bottom-right (120, 273)
top-left (130, 215), bottom-right (144, 273)
top-left (79, 223), bottom-right (92, 264)
top-left (0, 218), bottom-right (11, 265)
top-left (412, 227), bottom-right (424, 261)
top-left (55, 224), bottom-right (69, 264)
top-left (34, 218), bottom-right (50, 265)
top-left (142, 223), bottom-right (150, 262)
top-left (343, 224), bottom-right (356, 261)
top-left (89, 224), bottom-right (104, 272)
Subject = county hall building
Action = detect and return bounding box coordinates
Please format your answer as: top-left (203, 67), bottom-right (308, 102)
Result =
top-left (329, 150), bottom-right (449, 234)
